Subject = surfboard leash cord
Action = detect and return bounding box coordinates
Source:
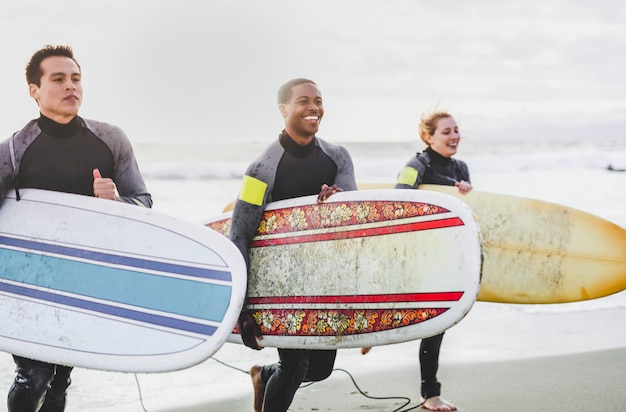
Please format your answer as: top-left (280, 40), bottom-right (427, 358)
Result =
top-left (209, 357), bottom-right (425, 412)
top-left (130, 357), bottom-right (425, 412)
top-left (331, 368), bottom-right (425, 412)
top-left (133, 373), bottom-right (149, 412)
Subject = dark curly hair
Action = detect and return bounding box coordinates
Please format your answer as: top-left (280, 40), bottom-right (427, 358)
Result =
top-left (25, 45), bottom-right (80, 87)
top-left (277, 78), bottom-right (316, 104)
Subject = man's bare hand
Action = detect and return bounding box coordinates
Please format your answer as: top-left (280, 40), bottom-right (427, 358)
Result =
top-left (238, 310), bottom-right (264, 350)
top-left (93, 169), bottom-right (118, 200)
top-left (317, 184), bottom-right (342, 203)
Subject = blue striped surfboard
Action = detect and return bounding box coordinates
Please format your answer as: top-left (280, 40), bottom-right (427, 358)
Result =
top-left (0, 189), bottom-right (246, 373)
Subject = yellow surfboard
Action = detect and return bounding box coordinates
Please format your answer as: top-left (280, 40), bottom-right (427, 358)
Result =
top-left (359, 183), bottom-right (626, 304)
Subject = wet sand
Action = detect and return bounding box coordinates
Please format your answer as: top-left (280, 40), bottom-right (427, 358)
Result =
top-left (2, 299), bottom-right (623, 412)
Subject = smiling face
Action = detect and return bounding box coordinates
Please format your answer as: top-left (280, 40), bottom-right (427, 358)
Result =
top-left (29, 56), bottom-right (82, 124)
top-left (278, 82), bottom-right (323, 146)
top-left (424, 116), bottom-right (460, 158)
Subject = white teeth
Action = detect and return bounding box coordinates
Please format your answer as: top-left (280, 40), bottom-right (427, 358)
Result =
top-left (304, 116), bottom-right (318, 121)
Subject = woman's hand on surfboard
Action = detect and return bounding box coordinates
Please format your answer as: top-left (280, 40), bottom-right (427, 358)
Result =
top-left (93, 169), bottom-right (119, 201)
top-left (317, 184), bottom-right (343, 203)
top-left (238, 310), bottom-right (264, 350)
top-left (454, 180), bottom-right (472, 195)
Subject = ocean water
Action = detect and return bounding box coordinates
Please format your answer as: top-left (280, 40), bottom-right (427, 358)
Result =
top-left (134, 135), bottom-right (626, 225)
top-left (132, 135), bottom-right (626, 314)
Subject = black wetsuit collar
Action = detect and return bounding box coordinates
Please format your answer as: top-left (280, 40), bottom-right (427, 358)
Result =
top-left (424, 146), bottom-right (451, 165)
top-left (37, 114), bottom-right (81, 138)
top-left (279, 130), bottom-right (316, 158)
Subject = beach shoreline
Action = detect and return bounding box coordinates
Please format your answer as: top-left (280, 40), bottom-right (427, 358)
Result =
top-left (156, 302), bottom-right (626, 412)
top-left (181, 347), bottom-right (626, 412)
top-left (2, 299), bottom-right (623, 412)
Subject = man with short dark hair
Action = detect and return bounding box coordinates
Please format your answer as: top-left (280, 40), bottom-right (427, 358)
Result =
top-left (229, 78), bottom-right (357, 412)
top-left (0, 44), bottom-right (151, 412)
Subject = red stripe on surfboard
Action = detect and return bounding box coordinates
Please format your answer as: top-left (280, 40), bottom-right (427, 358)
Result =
top-left (248, 292), bottom-right (464, 305)
top-left (250, 217), bottom-right (464, 248)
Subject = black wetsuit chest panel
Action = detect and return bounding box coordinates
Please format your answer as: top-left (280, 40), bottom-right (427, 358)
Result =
top-left (19, 129), bottom-right (114, 197)
top-left (421, 148), bottom-right (469, 186)
top-left (272, 135), bottom-right (337, 201)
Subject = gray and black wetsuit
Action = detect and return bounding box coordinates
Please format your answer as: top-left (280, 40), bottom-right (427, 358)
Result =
top-left (230, 131), bottom-right (356, 264)
top-left (1, 115), bottom-right (151, 206)
top-left (230, 131), bottom-right (356, 412)
top-left (397, 146), bottom-right (471, 400)
top-left (396, 146), bottom-right (470, 189)
top-left (0, 114), bottom-right (151, 412)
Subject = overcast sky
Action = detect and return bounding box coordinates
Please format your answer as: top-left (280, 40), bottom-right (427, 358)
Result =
top-left (1, 0), bottom-right (625, 143)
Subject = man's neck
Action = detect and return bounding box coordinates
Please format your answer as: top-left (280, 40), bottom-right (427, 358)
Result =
top-left (39, 111), bottom-right (77, 125)
top-left (38, 114), bottom-right (81, 138)
top-left (285, 131), bottom-right (314, 146)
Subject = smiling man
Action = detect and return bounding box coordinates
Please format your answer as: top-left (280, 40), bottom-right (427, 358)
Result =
top-left (0, 44), bottom-right (151, 412)
top-left (229, 78), bottom-right (357, 412)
